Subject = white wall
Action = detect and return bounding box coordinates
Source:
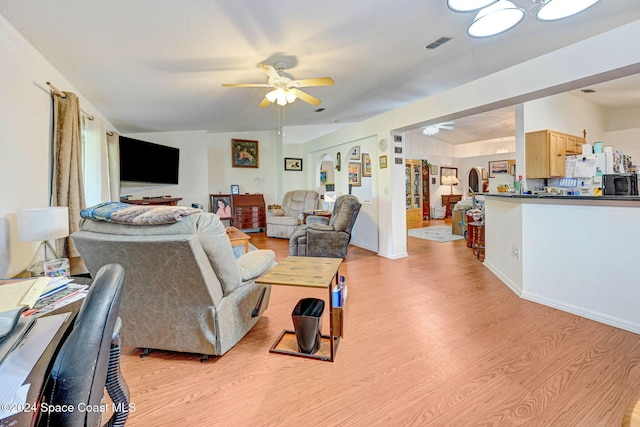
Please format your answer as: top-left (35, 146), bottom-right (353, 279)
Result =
top-left (0, 15), bottom-right (116, 277)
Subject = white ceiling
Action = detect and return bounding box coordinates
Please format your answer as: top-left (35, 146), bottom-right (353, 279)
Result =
top-left (1, 0), bottom-right (639, 135)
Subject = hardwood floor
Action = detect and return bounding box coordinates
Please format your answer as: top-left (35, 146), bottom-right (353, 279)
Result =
top-left (119, 231), bottom-right (640, 426)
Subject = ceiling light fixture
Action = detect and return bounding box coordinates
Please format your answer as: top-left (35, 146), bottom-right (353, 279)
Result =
top-left (468, 0), bottom-right (525, 37)
top-left (422, 126), bottom-right (440, 136)
top-left (265, 87), bottom-right (297, 106)
top-left (536, 0), bottom-right (600, 21)
top-left (449, 0), bottom-right (601, 38)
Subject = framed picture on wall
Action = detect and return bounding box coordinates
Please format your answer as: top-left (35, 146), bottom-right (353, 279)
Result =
top-left (284, 157), bottom-right (303, 171)
top-left (348, 162), bottom-right (361, 186)
top-left (349, 146), bottom-right (361, 160)
top-left (430, 164), bottom-right (438, 175)
top-left (440, 167), bottom-right (458, 184)
top-left (379, 155), bottom-right (388, 169)
top-left (232, 139), bottom-right (258, 168)
top-left (362, 153), bottom-right (372, 177)
top-left (211, 194), bottom-right (232, 220)
top-left (488, 160), bottom-right (509, 177)
top-left (320, 169), bottom-right (328, 185)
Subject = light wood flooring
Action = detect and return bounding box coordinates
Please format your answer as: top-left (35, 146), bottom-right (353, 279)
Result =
top-left (118, 228), bottom-right (640, 426)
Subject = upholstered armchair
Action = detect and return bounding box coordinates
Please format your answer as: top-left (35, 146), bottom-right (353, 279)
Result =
top-left (266, 190), bottom-right (320, 238)
top-left (72, 212), bottom-right (275, 358)
top-left (289, 194), bottom-right (361, 258)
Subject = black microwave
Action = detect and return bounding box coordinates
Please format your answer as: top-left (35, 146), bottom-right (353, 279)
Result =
top-left (602, 174), bottom-right (638, 196)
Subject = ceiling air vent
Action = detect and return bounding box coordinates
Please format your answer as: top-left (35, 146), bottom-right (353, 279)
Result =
top-left (423, 37), bottom-right (453, 50)
top-left (581, 89), bottom-right (596, 93)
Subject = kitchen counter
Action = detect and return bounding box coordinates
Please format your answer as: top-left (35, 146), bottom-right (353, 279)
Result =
top-left (483, 194), bottom-right (640, 335)
top-left (485, 193), bottom-right (640, 203)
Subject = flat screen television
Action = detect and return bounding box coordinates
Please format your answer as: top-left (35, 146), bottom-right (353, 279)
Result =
top-left (119, 136), bottom-right (179, 184)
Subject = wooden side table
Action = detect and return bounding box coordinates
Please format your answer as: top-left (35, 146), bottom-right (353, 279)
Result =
top-left (441, 194), bottom-right (462, 218)
top-left (302, 210), bottom-right (332, 224)
top-left (225, 226), bottom-right (251, 253)
top-left (256, 256), bottom-right (344, 362)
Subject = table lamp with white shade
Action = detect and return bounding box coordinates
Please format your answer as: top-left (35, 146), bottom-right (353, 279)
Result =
top-left (441, 174), bottom-right (460, 194)
top-left (17, 207), bottom-right (69, 276)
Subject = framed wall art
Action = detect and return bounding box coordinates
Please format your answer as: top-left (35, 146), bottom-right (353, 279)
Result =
top-left (284, 157), bottom-right (303, 171)
top-left (232, 139), bottom-right (258, 168)
top-left (488, 160), bottom-right (509, 178)
top-left (349, 146), bottom-right (361, 160)
top-left (348, 162), bottom-right (361, 186)
top-left (440, 167), bottom-right (458, 184)
top-left (210, 194), bottom-right (232, 220)
top-left (362, 153), bottom-right (372, 177)
top-left (379, 155), bottom-right (388, 169)
top-left (320, 169), bottom-right (328, 185)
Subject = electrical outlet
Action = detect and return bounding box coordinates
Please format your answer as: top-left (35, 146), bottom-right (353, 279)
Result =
top-left (512, 245), bottom-right (520, 260)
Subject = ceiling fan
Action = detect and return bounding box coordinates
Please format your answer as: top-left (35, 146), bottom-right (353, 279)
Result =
top-left (222, 61), bottom-right (334, 107)
top-left (422, 121), bottom-right (455, 136)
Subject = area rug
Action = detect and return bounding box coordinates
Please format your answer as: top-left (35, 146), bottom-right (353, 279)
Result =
top-left (408, 226), bottom-right (465, 243)
top-left (232, 243), bottom-right (258, 258)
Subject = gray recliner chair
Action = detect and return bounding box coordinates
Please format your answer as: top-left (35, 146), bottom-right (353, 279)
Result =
top-left (266, 190), bottom-right (320, 238)
top-left (289, 194), bottom-right (361, 258)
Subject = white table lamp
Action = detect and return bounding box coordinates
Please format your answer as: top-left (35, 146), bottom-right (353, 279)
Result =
top-left (17, 207), bottom-right (69, 276)
top-left (442, 175), bottom-right (460, 194)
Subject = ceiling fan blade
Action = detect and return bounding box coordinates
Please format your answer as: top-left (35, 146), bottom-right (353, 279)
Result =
top-left (258, 63), bottom-right (281, 80)
top-left (222, 83), bottom-right (271, 87)
top-left (289, 77), bottom-right (334, 88)
top-left (292, 89), bottom-right (322, 106)
top-left (258, 97), bottom-right (272, 108)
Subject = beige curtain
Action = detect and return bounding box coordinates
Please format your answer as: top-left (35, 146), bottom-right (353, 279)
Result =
top-left (106, 131), bottom-right (121, 201)
top-left (51, 91), bottom-right (86, 258)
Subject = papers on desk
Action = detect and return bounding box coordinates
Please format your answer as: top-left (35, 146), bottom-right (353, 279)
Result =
top-left (0, 313), bottom-right (70, 420)
top-left (0, 277), bottom-right (50, 312)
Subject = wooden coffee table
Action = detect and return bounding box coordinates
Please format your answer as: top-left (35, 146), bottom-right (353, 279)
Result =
top-left (226, 226), bottom-right (251, 253)
top-left (257, 256), bottom-right (344, 362)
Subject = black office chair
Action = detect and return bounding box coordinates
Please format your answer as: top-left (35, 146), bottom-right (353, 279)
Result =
top-left (38, 263), bottom-right (130, 427)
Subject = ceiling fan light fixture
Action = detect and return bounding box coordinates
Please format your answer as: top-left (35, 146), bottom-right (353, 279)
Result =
top-left (535, 0), bottom-right (600, 21)
top-left (467, 0), bottom-right (525, 38)
top-left (447, 0), bottom-right (497, 13)
top-left (422, 126), bottom-right (440, 136)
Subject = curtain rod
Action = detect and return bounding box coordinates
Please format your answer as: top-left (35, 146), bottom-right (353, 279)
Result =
top-left (47, 81), bottom-right (94, 120)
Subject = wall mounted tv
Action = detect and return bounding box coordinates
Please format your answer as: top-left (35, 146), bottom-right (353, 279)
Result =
top-left (119, 136), bottom-right (179, 184)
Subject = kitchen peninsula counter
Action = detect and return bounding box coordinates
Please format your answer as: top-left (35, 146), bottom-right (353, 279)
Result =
top-left (483, 194), bottom-right (640, 335)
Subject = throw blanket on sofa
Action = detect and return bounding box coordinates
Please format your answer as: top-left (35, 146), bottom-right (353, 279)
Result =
top-left (81, 201), bottom-right (201, 225)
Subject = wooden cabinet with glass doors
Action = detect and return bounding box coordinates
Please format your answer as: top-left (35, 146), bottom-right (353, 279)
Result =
top-left (406, 159), bottom-right (423, 229)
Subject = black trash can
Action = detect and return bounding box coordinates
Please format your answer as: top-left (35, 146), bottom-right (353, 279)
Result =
top-left (291, 298), bottom-right (325, 354)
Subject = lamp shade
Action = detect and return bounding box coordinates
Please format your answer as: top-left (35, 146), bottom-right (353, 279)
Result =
top-left (536, 0), bottom-right (600, 21)
top-left (467, 0), bottom-right (525, 38)
top-left (442, 175), bottom-right (460, 186)
top-left (17, 207), bottom-right (69, 242)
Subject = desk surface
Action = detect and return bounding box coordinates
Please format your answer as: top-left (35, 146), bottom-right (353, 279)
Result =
top-left (257, 256), bottom-right (342, 288)
top-left (0, 277), bottom-right (90, 427)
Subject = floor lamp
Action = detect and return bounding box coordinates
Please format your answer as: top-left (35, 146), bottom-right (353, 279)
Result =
top-left (17, 207), bottom-right (69, 276)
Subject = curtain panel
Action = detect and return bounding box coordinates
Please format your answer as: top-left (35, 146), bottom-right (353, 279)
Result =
top-left (52, 91), bottom-right (86, 258)
top-left (106, 131), bottom-right (120, 202)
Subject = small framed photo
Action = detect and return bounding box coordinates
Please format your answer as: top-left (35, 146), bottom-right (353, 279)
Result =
top-left (348, 162), bottom-right (361, 186)
top-left (230, 184), bottom-right (239, 195)
top-left (430, 165), bottom-right (438, 175)
top-left (320, 170), bottom-right (328, 185)
top-left (211, 194), bottom-right (232, 220)
top-left (394, 147), bottom-right (403, 154)
top-left (488, 160), bottom-right (509, 178)
top-left (284, 157), bottom-right (303, 171)
top-left (393, 134), bottom-right (403, 143)
top-left (379, 155), bottom-right (388, 169)
top-left (362, 153), bottom-right (372, 177)
top-left (349, 146), bottom-right (361, 160)
top-left (232, 139), bottom-right (259, 168)
top-left (394, 157), bottom-right (403, 165)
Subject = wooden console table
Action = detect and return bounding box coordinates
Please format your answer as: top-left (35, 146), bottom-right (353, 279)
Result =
top-left (257, 256), bottom-right (344, 362)
top-left (441, 194), bottom-right (462, 218)
top-left (121, 197), bottom-right (182, 206)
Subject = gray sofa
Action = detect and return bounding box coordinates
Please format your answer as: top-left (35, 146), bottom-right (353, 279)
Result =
top-left (71, 212), bottom-right (275, 357)
top-left (266, 190), bottom-right (320, 238)
top-left (289, 194), bottom-right (361, 258)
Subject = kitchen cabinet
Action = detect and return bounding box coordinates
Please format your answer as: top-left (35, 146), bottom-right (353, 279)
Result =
top-left (525, 130), bottom-right (566, 178)
top-left (566, 134), bottom-right (586, 155)
top-left (405, 159), bottom-right (422, 229)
